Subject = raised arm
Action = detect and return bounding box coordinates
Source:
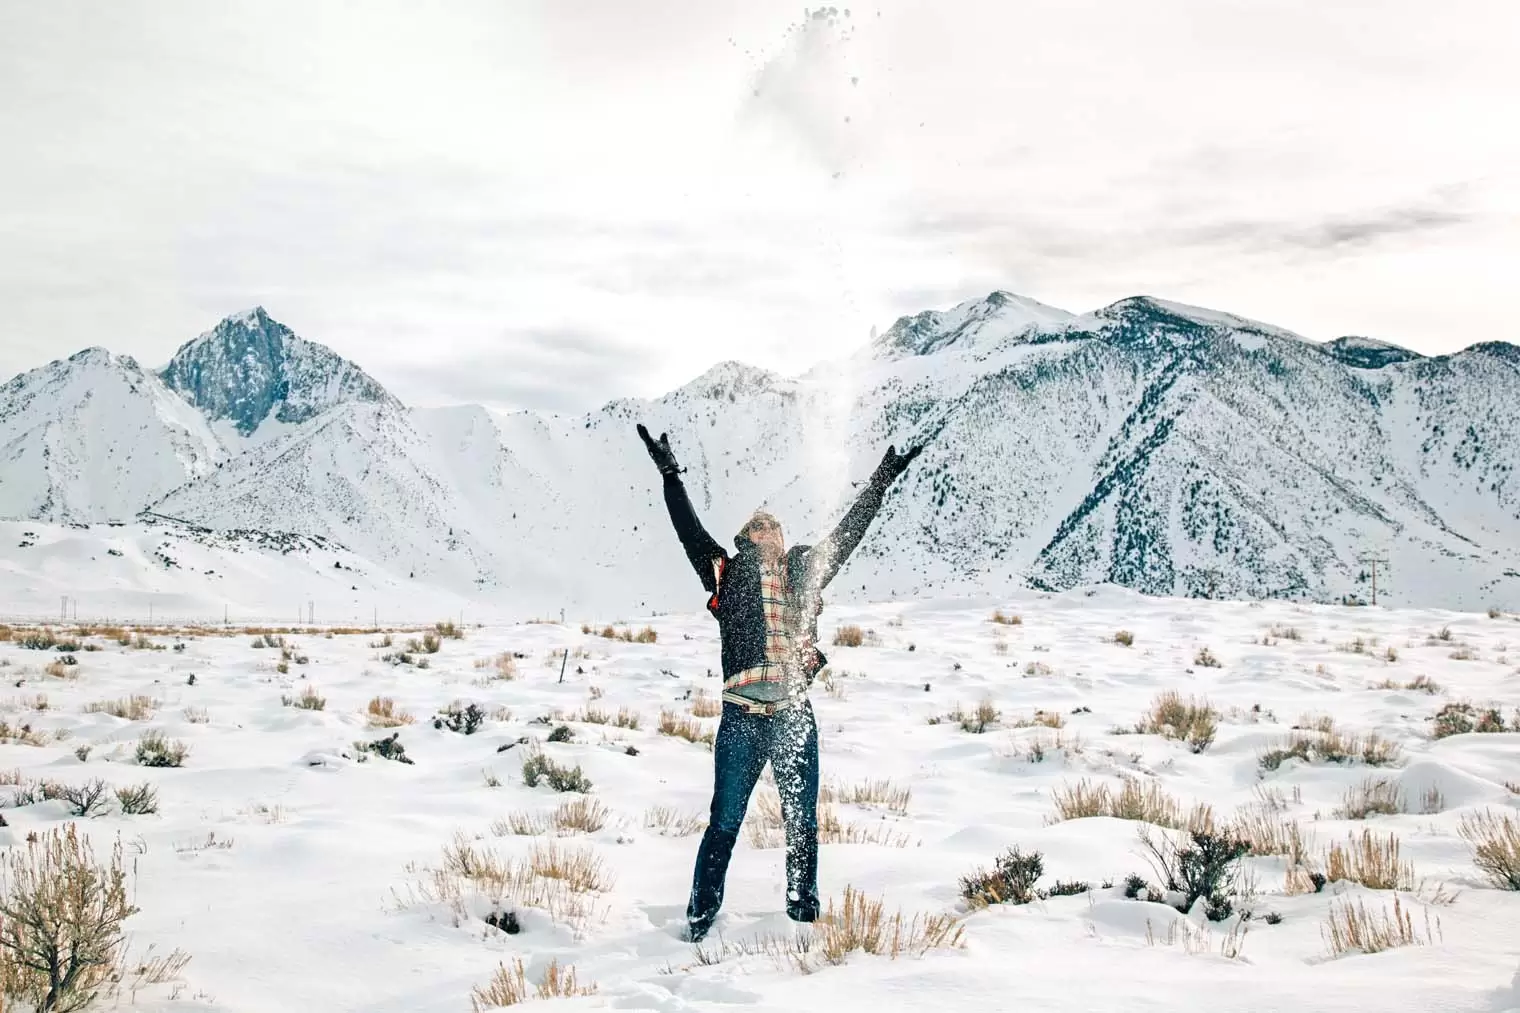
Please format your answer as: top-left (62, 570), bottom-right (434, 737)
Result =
top-left (806, 443), bottom-right (923, 592)
top-left (637, 424), bottom-right (727, 593)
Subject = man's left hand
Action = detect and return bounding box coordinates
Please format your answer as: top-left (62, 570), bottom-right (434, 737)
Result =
top-left (872, 443), bottom-right (924, 488)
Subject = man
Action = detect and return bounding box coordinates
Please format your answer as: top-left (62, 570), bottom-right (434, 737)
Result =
top-left (635, 422), bottom-right (923, 942)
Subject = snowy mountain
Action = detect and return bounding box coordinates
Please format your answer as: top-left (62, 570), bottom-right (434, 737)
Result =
top-left (160, 306), bottom-right (399, 439)
top-left (0, 347), bottom-right (224, 524)
top-left (2, 294), bottom-right (1518, 617)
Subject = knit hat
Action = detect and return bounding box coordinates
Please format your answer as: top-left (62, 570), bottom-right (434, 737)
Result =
top-left (734, 509), bottom-right (782, 550)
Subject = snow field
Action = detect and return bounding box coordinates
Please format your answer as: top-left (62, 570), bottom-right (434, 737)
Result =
top-left (0, 586), bottom-right (1517, 1012)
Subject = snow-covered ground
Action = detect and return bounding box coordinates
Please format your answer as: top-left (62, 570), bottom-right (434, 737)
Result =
top-left (2, 587), bottom-right (1518, 1013)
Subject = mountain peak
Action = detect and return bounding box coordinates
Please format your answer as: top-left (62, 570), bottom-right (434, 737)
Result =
top-left (1322, 335), bottom-right (1423, 369)
top-left (872, 290), bottom-right (1076, 359)
top-left (160, 308), bottom-right (400, 437)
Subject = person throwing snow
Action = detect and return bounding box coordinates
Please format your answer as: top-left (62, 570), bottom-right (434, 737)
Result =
top-left (635, 422), bottom-right (923, 942)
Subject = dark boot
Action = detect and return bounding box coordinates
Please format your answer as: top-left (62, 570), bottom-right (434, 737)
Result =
top-left (687, 826), bottom-right (739, 941)
top-left (784, 827), bottom-right (820, 922)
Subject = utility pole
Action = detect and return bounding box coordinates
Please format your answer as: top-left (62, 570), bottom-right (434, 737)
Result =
top-left (60, 595), bottom-right (67, 620)
top-left (1356, 553), bottom-right (1390, 605)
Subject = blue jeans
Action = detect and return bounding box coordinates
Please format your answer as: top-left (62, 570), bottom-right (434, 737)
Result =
top-left (687, 700), bottom-right (820, 936)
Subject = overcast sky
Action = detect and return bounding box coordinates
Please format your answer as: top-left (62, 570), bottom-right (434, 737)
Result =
top-left (2, 0), bottom-right (1517, 413)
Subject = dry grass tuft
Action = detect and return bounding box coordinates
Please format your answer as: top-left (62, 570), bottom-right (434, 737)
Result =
top-left (575, 704), bottom-right (611, 725)
top-left (527, 840), bottom-right (614, 893)
top-left (1010, 709), bottom-right (1065, 730)
top-left (490, 811), bottom-right (549, 837)
top-left (1193, 646), bottom-right (1222, 668)
top-left (473, 652), bottom-right (518, 681)
top-left (83, 695), bottom-right (158, 721)
top-left (416, 834), bottom-right (611, 929)
top-left (1336, 777), bottom-right (1404, 819)
top-left (281, 686), bottom-right (326, 711)
top-left (1326, 829), bottom-right (1415, 890)
top-left (830, 778), bottom-right (911, 815)
top-left (690, 691), bottom-right (722, 718)
top-left (365, 696), bottom-right (415, 728)
top-left (989, 610), bottom-right (1022, 626)
top-left (658, 709), bottom-right (714, 747)
top-left (43, 659), bottom-right (77, 680)
top-left (1322, 894), bottom-right (1438, 957)
top-left (1113, 630), bottom-right (1134, 646)
top-left (550, 796), bottom-right (610, 834)
top-left (1457, 809), bottom-right (1520, 889)
top-left (643, 805), bottom-right (707, 837)
top-left (746, 787), bottom-right (914, 849)
top-left (812, 885), bottom-right (964, 967)
top-left (469, 956), bottom-right (595, 1010)
top-left (1048, 776), bottom-right (1215, 833)
top-left (1259, 719), bottom-right (1402, 771)
top-left (833, 625), bottom-right (865, 647)
top-left (594, 624), bottom-right (657, 644)
top-left (1231, 808), bottom-right (1314, 866)
top-left (1138, 691), bottom-right (1218, 752)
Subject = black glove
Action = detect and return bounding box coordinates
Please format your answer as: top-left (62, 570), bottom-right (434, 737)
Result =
top-left (869, 443), bottom-right (923, 490)
top-left (636, 423), bottom-right (682, 475)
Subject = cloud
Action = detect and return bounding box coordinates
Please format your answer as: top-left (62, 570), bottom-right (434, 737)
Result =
top-left (383, 326), bottom-right (654, 415)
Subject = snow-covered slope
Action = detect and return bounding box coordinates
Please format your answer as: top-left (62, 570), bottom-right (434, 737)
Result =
top-left (1, 591), bottom-right (1517, 1010)
top-left (4, 294), bottom-right (1519, 614)
top-left (160, 306), bottom-right (399, 440)
top-left (0, 348), bottom-right (224, 523)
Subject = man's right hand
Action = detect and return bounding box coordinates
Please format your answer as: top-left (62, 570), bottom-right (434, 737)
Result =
top-left (636, 423), bottom-right (682, 475)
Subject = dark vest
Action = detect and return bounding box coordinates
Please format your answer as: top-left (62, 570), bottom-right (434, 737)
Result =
top-left (708, 541), bottom-right (828, 681)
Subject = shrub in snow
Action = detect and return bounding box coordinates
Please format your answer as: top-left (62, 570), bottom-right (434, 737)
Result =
top-left (547, 724), bottom-right (574, 743)
top-left (17, 630), bottom-right (57, 650)
top-left (135, 731), bottom-right (188, 768)
top-left (1134, 826), bottom-right (1250, 922)
top-left (434, 702), bottom-right (485, 735)
top-left (356, 732), bottom-right (414, 765)
top-left (0, 824), bottom-right (138, 1013)
top-left (55, 779), bottom-right (112, 819)
top-left (1458, 809), bottom-right (1520, 890)
top-left (484, 909), bottom-right (520, 934)
top-left (115, 782), bottom-right (159, 816)
top-left (1138, 691), bottom-right (1217, 753)
top-left (1431, 700), bottom-right (1510, 738)
top-left (960, 846), bottom-right (1044, 907)
top-left (1193, 646), bottom-right (1222, 668)
top-left (521, 750), bottom-right (591, 793)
